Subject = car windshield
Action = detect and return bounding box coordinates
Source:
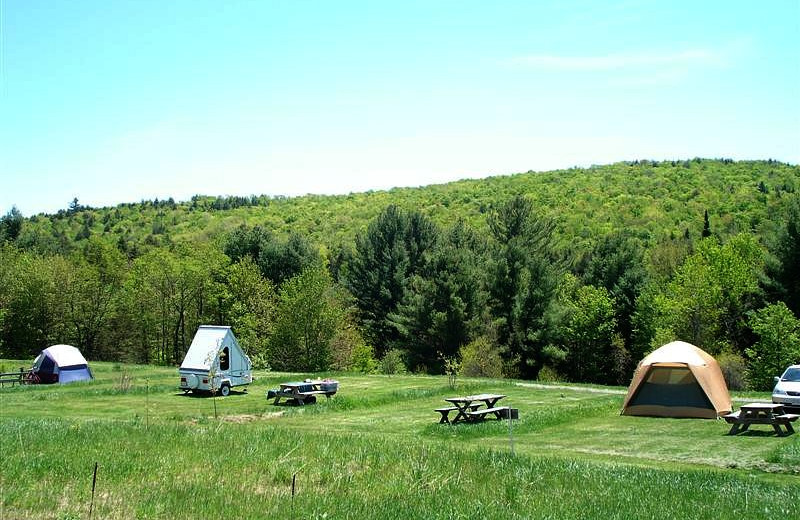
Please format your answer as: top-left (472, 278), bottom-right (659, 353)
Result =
top-left (782, 368), bottom-right (800, 382)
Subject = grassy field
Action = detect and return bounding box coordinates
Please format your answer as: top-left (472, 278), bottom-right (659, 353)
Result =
top-left (1, 361), bottom-right (798, 519)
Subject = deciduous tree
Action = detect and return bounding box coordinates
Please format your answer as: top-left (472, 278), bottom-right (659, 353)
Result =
top-left (224, 225), bottom-right (320, 286)
top-left (649, 235), bottom-right (764, 353)
top-left (268, 266), bottom-right (347, 371)
top-left (746, 302), bottom-right (800, 390)
top-left (63, 238), bottom-right (126, 359)
top-left (561, 282), bottom-right (621, 384)
top-left (224, 257), bottom-right (275, 367)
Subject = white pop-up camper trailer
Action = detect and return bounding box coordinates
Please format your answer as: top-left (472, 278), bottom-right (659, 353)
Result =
top-left (179, 326), bottom-right (252, 396)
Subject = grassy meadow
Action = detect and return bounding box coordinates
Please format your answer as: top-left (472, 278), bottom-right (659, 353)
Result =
top-left (1, 361), bottom-right (798, 519)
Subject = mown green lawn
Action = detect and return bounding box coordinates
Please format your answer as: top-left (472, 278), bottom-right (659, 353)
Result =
top-left (1, 361), bottom-right (798, 519)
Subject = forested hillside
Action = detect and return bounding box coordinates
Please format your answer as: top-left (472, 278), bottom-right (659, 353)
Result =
top-left (2, 159), bottom-right (799, 389)
top-left (11, 158), bottom-right (798, 253)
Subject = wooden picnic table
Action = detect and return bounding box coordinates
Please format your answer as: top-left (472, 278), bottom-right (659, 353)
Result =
top-left (271, 380), bottom-right (338, 406)
top-left (0, 368), bottom-right (33, 387)
top-left (439, 393), bottom-right (509, 424)
top-left (724, 403), bottom-right (799, 436)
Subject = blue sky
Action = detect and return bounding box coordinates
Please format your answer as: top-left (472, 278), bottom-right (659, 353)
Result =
top-left (2, 0), bottom-right (798, 216)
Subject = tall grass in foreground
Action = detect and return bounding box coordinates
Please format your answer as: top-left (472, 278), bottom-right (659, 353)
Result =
top-left (2, 418), bottom-right (797, 519)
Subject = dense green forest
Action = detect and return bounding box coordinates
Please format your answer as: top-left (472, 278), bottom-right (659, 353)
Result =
top-left (2, 159), bottom-right (799, 389)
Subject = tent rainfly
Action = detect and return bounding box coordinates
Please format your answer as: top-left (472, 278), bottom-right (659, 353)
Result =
top-left (31, 344), bottom-right (93, 384)
top-left (621, 341), bottom-right (732, 419)
top-left (179, 325), bottom-right (252, 396)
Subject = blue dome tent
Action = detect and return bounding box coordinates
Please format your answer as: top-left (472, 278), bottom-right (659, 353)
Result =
top-left (31, 344), bottom-right (93, 384)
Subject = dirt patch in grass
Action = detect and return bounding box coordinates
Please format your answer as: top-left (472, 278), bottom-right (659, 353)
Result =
top-left (186, 411), bottom-right (285, 425)
top-left (225, 412), bottom-right (285, 423)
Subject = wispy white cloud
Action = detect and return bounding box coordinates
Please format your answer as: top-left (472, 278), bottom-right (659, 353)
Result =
top-left (510, 48), bottom-right (725, 71)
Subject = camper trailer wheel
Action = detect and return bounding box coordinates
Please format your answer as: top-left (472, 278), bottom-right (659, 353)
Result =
top-left (219, 384), bottom-right (231, 397)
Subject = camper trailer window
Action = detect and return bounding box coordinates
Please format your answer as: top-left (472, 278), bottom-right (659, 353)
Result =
top-left (220, 347), bottom-right (230, 371)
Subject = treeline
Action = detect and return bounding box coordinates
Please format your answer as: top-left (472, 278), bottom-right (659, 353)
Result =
top-left (2, 160), bottom-right (800, 390)
top-left (14, 159), bottom-right (799, 258)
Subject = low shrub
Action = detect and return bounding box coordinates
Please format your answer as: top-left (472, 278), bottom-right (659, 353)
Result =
top-left (537, 365), bottom-right (563, 383)
top-left (330, 325), bottom-right (365, 371)
top-left (717, 350), bottom-right (747, 390)
top-left (379, 349), bottom-right (406, 375)
top-left (351, 343), bottom-right (378, 374)
top-left (459, 337), bottom-right (503, 379)
top-left (249, 351), bottom-right (271, 371)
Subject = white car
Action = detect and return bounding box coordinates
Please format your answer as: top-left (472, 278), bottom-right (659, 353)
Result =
top-left (772, 365), bottom-right (800, 410)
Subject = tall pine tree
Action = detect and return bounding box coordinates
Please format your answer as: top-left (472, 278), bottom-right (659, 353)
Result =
top-left (344, 205), bottom-right (436, 355)
top-left (389, 220), bottom-right (486, 372)
top-left (487, 195), bottom-right (561, 378)
top-left (702, 209), bottom-right (712, 238)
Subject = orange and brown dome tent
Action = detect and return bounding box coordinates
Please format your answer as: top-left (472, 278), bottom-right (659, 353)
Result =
top-left (621, 341), bottom-right (732, 419)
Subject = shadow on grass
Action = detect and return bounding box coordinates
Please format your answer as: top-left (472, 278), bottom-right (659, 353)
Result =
top-left (175, 389), bottom-right (249, 398)
top-left (728, 429), bottom-right (795, 438)
top-left (270, 399), bottom-right (327, 407)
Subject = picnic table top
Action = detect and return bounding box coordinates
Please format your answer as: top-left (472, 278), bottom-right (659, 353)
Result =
top-left (444, 393), bottom-right (507, 404)
top-left (280, 379), bottom-right (338, 388)
top-left (740, 402), bottom-right (783, 411)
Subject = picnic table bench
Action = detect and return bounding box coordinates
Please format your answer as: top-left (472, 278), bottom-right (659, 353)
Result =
top-left (270, 380), bottom-right (338, 405)
top-left (435, 404), bottom-right (482, 424)
top-left (466, 405), bottom-right (512, 420)
top-left (724, 403), bottom-right (798, 436)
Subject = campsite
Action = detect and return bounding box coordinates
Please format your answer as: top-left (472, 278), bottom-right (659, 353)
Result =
top-left (1, 360), bottom-right (798, 519)
top-left (2, 2), bottom-right (800, 519)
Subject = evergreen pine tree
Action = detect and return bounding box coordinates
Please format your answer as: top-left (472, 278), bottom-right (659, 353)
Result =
top-left (702, 209), bottom-right (712, 238)
top-left (344, 205), bottom-right (436, 356)
top-left (486, 195), bottom-right (561, 379)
